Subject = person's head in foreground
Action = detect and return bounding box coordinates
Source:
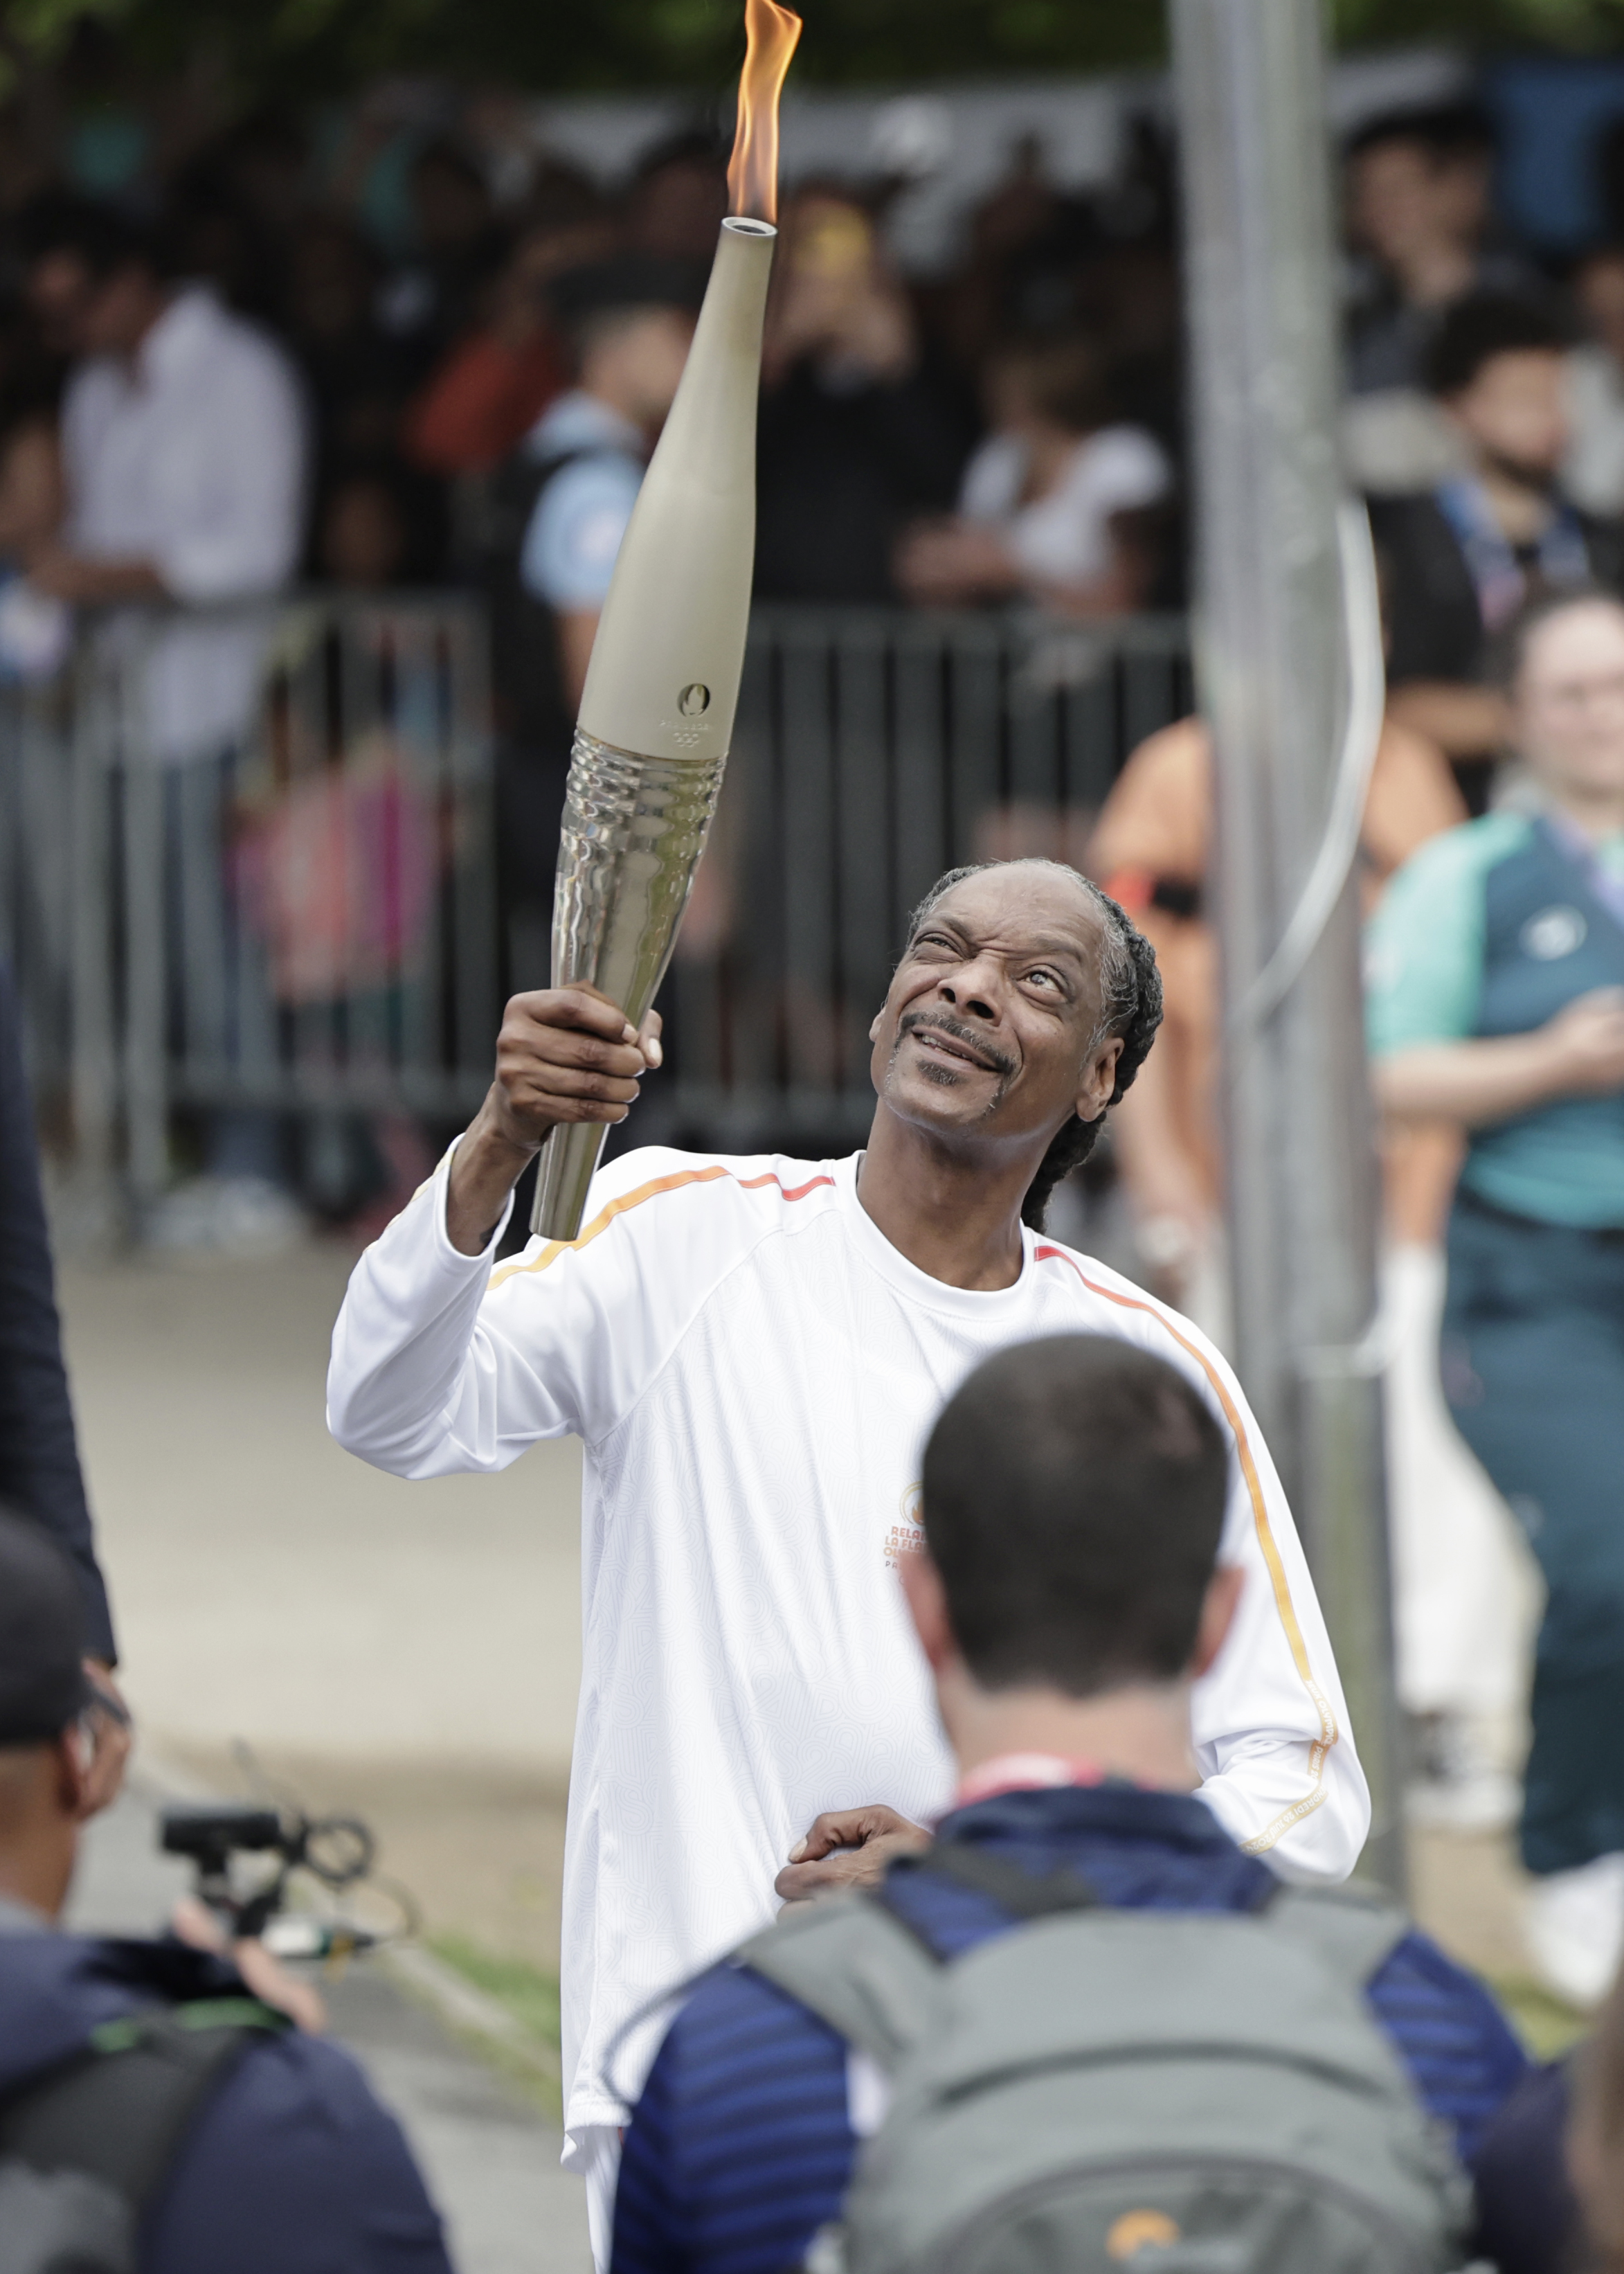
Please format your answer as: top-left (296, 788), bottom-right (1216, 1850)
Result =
top-left (1498, 588), bottom-right (1624, 821)
top-left (609, 1339), bottom-right (1531, 2274)
top-left (0, 1507), bottom-right (455, 2270)
top-left (906, 1332), bottom-right (1236, 1775)
top-left (867, 859), bottom-right (1163, 1233)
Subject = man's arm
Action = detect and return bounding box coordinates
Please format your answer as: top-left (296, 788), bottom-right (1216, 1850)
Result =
top-left (1167, 1328), bottom-right (1369, 1883)
top-left (328, 985), bottom-right (663, 1477)
top-left (1384, 681), bottom-right (1510, 760)
top-left (23, 551), bottom-right (168, 602)
top-left (1375, 988), bottom-right (1624, 1126)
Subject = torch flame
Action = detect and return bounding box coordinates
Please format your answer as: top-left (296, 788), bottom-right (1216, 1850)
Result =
top-left (727, 0), bottom-right (802, 225)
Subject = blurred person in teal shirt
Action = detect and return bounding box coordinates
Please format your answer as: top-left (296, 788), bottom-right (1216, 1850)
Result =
top-left (1368, 587), bottom-right (1624, 2010)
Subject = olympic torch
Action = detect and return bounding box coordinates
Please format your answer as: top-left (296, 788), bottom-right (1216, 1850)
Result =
top-left (531, 0), bottom-right (802, 1239)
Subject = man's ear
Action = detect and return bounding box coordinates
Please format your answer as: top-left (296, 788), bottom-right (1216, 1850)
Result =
top-left (50, 1729), bottom-right (89, 1821)
top-left (1190, 1564), bottom-right (1245, 1681)
top-left (1075, 1034), bottom-right (1124, 1125)
top-left (898, 1549), bottom-right (957, 1675)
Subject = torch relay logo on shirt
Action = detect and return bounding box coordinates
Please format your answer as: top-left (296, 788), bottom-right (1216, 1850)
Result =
top-left (886, 1483), bottom-right (926, 1570)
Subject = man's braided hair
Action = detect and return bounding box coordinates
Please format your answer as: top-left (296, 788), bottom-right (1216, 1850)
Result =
top-left (903, 860), bottom-right (1164, 1232)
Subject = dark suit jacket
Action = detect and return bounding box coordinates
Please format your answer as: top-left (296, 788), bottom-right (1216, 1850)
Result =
top-left (1368, 490), bottom-right (1624, 692)
top-left (0, 962), bottom-right (114, 1660)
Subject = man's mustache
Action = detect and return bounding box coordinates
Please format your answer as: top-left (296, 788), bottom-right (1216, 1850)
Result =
top-left (895, 1010), bottom-right (1016, 1080)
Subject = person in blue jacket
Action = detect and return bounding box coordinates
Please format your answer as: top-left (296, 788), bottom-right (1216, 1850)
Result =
top-left (609, 1334), bottom-right (1528, 2274)
top-left (1369, 586), bottom-right (1624, 2010)
top-left (0, 1507), bottom-right (453, 2273)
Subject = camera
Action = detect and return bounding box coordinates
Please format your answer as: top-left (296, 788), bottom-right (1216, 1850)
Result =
top-left (161, 1798), bottom-right (386, 1954)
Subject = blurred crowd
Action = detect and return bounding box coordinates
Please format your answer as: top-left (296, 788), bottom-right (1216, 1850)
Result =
top-left (0, 100), bottom-right (1190, 654)
top-left (0, 86), bottom-right (1615, 636)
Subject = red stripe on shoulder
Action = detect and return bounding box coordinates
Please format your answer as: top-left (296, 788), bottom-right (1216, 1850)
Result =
top-left (489, 1165), bottom-right (834, 1287)
top-left (737, 1172), bottom-right (836, 1203)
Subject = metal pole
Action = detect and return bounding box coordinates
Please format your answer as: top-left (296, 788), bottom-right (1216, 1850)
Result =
top-left (1171, 0), bottom-right (1405, 1890)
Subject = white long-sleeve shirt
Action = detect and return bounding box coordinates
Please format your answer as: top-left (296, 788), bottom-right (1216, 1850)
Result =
top-left (328, 1143), bottom-right (1369, 2149)
top-left (63, 284), bottom-right (308, 762)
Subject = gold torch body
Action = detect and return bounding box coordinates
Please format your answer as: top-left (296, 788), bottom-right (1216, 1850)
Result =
top-left (531, 216), bottom-right (776, 1239)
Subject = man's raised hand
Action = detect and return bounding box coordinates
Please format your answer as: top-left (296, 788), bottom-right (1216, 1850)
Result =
top-left (446, 986), bottom-right (662, 1255)
top-left (774, 1804), bottom-right (931, 1904)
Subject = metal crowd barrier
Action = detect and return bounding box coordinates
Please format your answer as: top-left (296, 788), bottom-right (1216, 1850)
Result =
top-left (0, 595), bottom-right (494, 1219)
top-left (0, 596), bottom-right (1191, 1215)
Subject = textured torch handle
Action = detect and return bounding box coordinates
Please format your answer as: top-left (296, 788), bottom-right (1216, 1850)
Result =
top-left (531, 728), bottom-right (728, 1240)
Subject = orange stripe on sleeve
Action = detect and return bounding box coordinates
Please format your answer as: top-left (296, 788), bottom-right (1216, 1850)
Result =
top-left (487, 1166), bottom-right (835, 1289)
top-left (1036, 1244), bottom-right (1338, 1855)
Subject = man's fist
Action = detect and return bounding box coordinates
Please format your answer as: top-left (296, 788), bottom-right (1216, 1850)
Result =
top-left (774, 1804), bottom-right (931, 1904)
top-left (489, 985), bottom-right (663, 1149)
top-left (446, 986), bottom-right (662, 1255)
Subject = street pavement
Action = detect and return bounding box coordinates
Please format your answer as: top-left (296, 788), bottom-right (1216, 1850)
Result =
top-left (69, 1768), bottom-right (592, 2274)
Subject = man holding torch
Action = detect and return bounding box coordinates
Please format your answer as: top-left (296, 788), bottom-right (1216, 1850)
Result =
top-left (327, 6), bottom-right (1367, 2257)
top-left (330, 861), bottom-right (1369, 2253)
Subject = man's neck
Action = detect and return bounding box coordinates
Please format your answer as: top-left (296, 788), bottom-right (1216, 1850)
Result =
top-left (943, 1674), bottom-right (1201, 1795)
top-left (858, 1103), bottom-right (1042, 1290)
top-left (0, 1856), bottom-right (62, 1924)
top-left (1472, 457), bottom-right (1555, 546)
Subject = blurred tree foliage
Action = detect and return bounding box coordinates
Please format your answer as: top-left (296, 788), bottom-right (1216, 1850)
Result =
top-left (1, 0), bottom-right (1624, 101)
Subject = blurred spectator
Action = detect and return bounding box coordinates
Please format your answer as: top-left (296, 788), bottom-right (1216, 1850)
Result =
top-left (755, 186), bottom-right (973, 602)
top-left (622, 130), bottom-right (728, 262)
top-left (403, 165), bottom-right (614, 480)
top-left (19, 193), bottom-right (310, 1242)
top-left (19, 193), bottom-right (307, 698)
top-left (1369, 589), bottom-right (1624, 2009)
top-left (0, 1508), bottom-right (454, 2274)
top-left (928, 133), bottom-right (1064, 376)
top-left (1088, 714), bottom-right (1528, 1833)
top-left (315, 458), bottom-right (445, 587)
top-left (1089, 712), bottom-right (1465, 1320)
top-left (896, 330), bottom-right (1169, 616)
top-left (208, 107), bottom-right (312, 249)
top-left (163, 143), bottom-right (284, 327)
top-left (1344, 103), bottom-right (1540, 398)
top-left (611, 1335), bottom-right (1527, 2274)
top-left (481, 254), bottom-right (699, 976)
top-left (282, 213), bottom-right (403, 470)
top-left (1564, 246), bottom-right (1624, 519)
top-left (375, 135), bottom-right (505, 375)
top-left (0, 963), bottom-right (128, 1814)
top-left (1369, 293), bottom-right (1624, 807)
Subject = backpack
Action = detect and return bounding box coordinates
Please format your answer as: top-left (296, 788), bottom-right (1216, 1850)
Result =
top-left (0, 1994), bottom-right (286, 2274)
top-left (739, 1843), bottom-right (1472, 2274)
